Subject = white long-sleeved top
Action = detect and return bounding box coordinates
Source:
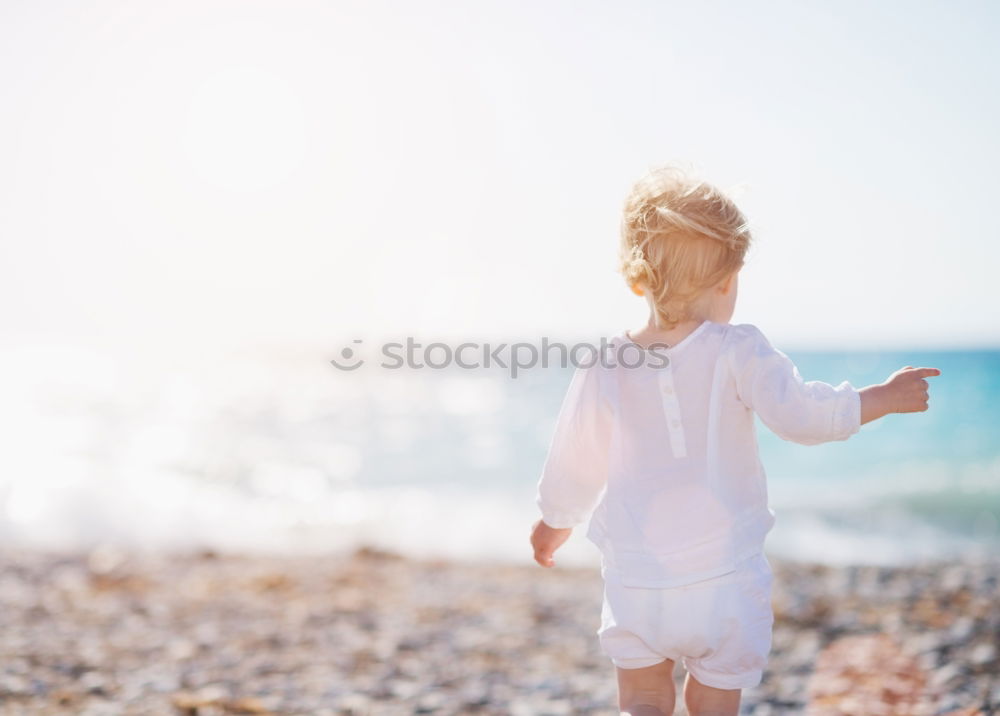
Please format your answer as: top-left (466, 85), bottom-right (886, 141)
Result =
top-left (535, 319), bottom-right (861, 588)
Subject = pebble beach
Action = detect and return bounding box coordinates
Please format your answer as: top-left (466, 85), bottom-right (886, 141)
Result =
top-left (0, 546), bottom-right (997, 715)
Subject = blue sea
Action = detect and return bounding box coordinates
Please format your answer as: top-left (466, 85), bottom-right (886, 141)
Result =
top-left (0, 341), bottom-right (997, 568)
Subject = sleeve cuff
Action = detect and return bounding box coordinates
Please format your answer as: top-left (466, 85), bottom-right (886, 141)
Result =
top-left (535, 494), bottom-right (582, 529)
top-left (831, 381), bottom-right (862, 439)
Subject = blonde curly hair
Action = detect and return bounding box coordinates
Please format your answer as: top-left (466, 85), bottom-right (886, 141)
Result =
top-left (619, 165), bottom-right (752, 330)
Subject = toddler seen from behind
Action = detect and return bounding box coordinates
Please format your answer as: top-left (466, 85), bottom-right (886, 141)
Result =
top-left (529, 166), bottom-right (939, 716)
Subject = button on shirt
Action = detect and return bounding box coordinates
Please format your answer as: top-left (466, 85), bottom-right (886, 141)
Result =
top-left (535, 320), bottom-right (862, 588)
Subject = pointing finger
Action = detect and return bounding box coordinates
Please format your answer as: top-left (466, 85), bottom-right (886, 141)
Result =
top-left (911, 367), bottom-right (941, 378)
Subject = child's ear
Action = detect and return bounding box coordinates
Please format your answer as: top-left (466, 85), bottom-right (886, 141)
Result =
top-left (719, 271), bottom-right (737, 294)
top-left (631, 283), bottom-right (645, 297)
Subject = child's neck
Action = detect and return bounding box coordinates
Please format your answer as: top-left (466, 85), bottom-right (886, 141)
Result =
top-left (627, 315), bottom-right (710, 349)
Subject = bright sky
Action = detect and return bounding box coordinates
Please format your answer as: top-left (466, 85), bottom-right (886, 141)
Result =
top-left (1, 0), bottom-right (998, 353)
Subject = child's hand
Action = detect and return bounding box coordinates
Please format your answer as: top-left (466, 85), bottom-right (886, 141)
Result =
top-left (885, 366), bottom-right (940, 413)
top-left (861, 366), bottom-right (940, 424)
top-left (530, 519), bottom-right (572, 568)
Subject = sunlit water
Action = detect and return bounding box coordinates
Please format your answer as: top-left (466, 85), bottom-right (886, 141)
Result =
top-left (1, 340), bottom-right (997, 568)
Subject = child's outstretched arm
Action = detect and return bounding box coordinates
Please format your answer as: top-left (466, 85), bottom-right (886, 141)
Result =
top-left (730, 325), bottom-right (940, 444)
top-left (859, 365), bottom-right (940, 424)
top-left (531, 363), bottom-right (611, 568)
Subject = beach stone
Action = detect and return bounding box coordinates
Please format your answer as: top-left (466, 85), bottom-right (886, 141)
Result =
top-left (928, 663), bottom-right (963, 689)
top-left (0, 673), bottom-right (32, 696)
top-left (786, 631), bottom-right (822, 666)
top-left (948, 616), bottom-right (976, 643)
top-left (968, 641), bottom-right (995, 665)
top-left (880, 610), bottom-right (904, 633)
top-left (940, 566), bottom-right (967, 592)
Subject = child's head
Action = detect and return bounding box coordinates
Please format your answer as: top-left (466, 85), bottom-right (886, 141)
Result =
top-left (619, 165), bottom-right (751, 329)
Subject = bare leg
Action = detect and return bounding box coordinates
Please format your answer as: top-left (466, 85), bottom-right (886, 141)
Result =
top-left (616, 658), bottom-right (676, 715)
top-left (683, 671), bottom-right (741, 716)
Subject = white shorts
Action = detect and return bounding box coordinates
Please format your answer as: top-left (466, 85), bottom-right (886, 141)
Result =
top-left (596, 551), bottom-right (774, 690)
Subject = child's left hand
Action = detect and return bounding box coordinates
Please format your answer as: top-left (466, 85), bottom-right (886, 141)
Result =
top-left (530, 519), bottom-right (572, 568)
